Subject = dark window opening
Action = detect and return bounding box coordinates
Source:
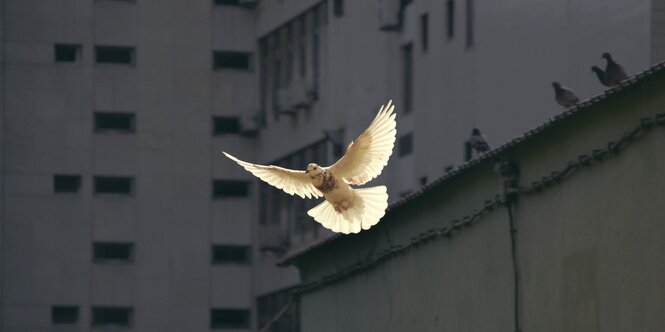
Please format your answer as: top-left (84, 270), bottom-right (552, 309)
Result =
top-left (54, 175), bottom-right (81, 193)
top-left (212, 245), bottom-right (250, 264)
top-left (419, 176), bottom-right (428, 186)
top-left (213, 116), bottom-right (241, 135)
top-left (211, 309), bottom-right (250, 329)
top-left (52, 306), bottom-right (79, 325)
top-left (214, 0), bottom-right (240, 4)
top-left (95, 46), bottom-right (135, 65)
top-left (399, 133), bottom-right (413, 157)
top-left (94, 176), bottom-right (134, 195)
top-left (93, 242), bottom-right (134, 262)
top-left (466, 0), bottom-right (474, 48)
top-left (333, 0), bottom-right (344, 17)
top-left (94, 112), bottom-right (135, 133)
top-left (55, 44), bottom-right (81, 63)
top-left (213, 180), bottom-right (250, 198)
top-left (420, 13), bottom-right (429, 51)
top-left (214, 51), bottom-right (251, 70)
top-left (92, 307), bottom-right (132, 327)
top-left (446, 0), bottom-right (455, 39)
top-left (402, 43), bottom-right (413, 113)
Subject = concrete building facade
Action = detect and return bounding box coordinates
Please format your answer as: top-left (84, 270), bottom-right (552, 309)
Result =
top-left (1, 0), bottom-right (665, 331)
top-left (286, 63), bottom-right (665, 332)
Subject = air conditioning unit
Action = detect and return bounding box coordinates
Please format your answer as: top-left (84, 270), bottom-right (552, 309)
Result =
top-left (276, 87), bottom-right (297, 116)
top-left (239, 110), bottom-right (260, 137)
top-left (379, 0), bottom-right (401, 31)
top-left (239, 0), bottom-right (259, 9)
top-left (290, 79), bottom-right (310, 109)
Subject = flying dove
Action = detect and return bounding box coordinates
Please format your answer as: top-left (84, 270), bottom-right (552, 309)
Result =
top-left (551, 82), bottom-right (580, 108)
top-left (223, 100), bottom-right (397, 234)
top-left (602, 52), bottom-right (627, 86)
top-left (591, 66), bottom-right (611, 87)
top-left (469, 127), bottom-right (490, 154)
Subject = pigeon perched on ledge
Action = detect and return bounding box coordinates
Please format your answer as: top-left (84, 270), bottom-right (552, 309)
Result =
top-left (223, 100), bottom-right (397, 234)
top-left (602, 52), bottom-right (627, 87)
top-left (469, 128), bottom-right (490, 154)
top-left (551, 81), bottom-right (580, 108)
top-left (591, 66), bottom-right (611, 87)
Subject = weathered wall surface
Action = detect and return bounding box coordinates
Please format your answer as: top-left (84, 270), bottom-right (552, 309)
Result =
top-left (296, 73), bottom-right (665, 332)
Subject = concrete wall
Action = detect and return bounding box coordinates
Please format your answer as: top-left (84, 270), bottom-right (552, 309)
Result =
top-left (1, 0), bottom-right (256, 331)
top-left (295, 73), bottom-right (665, 331)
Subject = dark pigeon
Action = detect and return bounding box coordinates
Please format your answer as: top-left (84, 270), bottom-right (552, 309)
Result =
top-left (551, 81), bottom-right (580, 108)
top-left (469, 128), bottom-right (490, 154)
top-left (591, 66), bottom-right (611, 87)
top-left (602, 52), bottom-right (627, 86)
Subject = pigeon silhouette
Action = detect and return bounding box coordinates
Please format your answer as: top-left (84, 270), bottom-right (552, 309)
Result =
top-left (551, 82), bottom-right (580, 108)
top-left (469, 128), bottom-right (490, 154)
top-left (602, 52), bottom-right (627, 86)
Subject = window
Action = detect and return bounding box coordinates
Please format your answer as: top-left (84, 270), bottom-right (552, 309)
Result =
top-left (211, 309), bottom-right (250, 329)
top-left (212, 245), bottom-right (250, 264)
top-left (94, 176), bottom-right (134, 195)
top-left (420, 13), bottom-right (428, 51)
top-left (466, 0), bottom-right (474, 48)
top-left (92, 307), bottom-right (133, 327)
top-left (54, 44), bottom-right (81, 63)
top-left (52, 306), bottom-right (79, 325)
top-left (257, 288), bottom-right (299, 331)
top-left (95, 46), bottom-right (135, 65)
top-left (446, 0), bottom-right (455, 40)
top-left (214, 0), bottom-right (240, 4)
top-left (94, 112), bottom-right (135, 133)
top-left (333, 0), bottom-right (344, 17)
top-left (399, 133), bottom-right (413, 157)
top-left (297, 17), bottom-right (307, 79)
top-left (285, 24), bottom-right (294, 84)
top-left (212, 116), bottom-right (241, 135)
top-left (401, 43), bottom-right (413, 113)
top-left (259, 39), bottom-right (269, 125)
top-left (93, 242), bottom-right (134, 262)
top-left (213, 51), bottom-right (251, 70)
top-left (54, 175), bottom-right (81, 193)
top-left (213, 180), bottom-right (250, 198)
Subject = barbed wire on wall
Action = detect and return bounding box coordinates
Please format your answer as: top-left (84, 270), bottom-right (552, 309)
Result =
top-left (287, 112), bottom-right (665, 298)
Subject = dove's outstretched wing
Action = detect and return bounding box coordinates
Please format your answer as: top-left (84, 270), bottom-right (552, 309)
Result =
top-left (223, 152), bottom-right (322, 199)
top-left (329, 100), bottom-right (397, 185)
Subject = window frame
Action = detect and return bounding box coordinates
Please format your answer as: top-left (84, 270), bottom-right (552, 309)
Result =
top-left (54, 175), bottom-right (82, 194)
top-left (211, 245), bottom-right (251, 265)
top-left (91, 306), bottom-right (134, 328)
top-left (93, 242), bottom-right (135, 263)
top-left (212, 179), bottom-right (251, 199)
top-left (210, 308), bottom-right (251, 329)
top-left (94, 45), bottom-right (136, 65)
top-left (51, 306), bottom-right (79, 325)
top-left (93, 176), bottom-right (135, 196)
top-left (94, 112), bottom-right (136, 134)
top-left (54, 44), bottom-right (82, 63)
top-left (213, 51), bottom-right (253, 71)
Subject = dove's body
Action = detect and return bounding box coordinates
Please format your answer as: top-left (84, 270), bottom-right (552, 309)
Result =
top-left (223, 100), bottom-right (396, 234)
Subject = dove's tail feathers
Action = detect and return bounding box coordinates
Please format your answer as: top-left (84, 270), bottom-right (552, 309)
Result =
top-left (307, 186), bottom-right (388, 234)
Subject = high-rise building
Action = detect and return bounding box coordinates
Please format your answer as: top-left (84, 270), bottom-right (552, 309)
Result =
top-left (1, 0), bottom-right (663, 331)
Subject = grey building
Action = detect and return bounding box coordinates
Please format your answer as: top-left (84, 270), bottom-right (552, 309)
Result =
top-left (1, 0), bottom-right (664, 331)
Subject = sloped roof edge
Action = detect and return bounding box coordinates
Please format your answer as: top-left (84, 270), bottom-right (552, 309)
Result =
top-left (277, 60), bottom-right (665, 267)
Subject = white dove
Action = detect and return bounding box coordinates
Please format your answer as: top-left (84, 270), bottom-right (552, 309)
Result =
top-left (223, 100), bottom-right (397, 234)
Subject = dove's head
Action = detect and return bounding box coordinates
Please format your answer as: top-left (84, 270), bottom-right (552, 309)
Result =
top-left (472, 127), bottom-right (481, 135)
top-left (591, 65), bottom-right (602, 74)
top-left (551, 81), bottom-right (562, 90)
top-left (306, 163), bottom-right (324, 178)
top-left (601, 52), bottom-right (612, 60)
